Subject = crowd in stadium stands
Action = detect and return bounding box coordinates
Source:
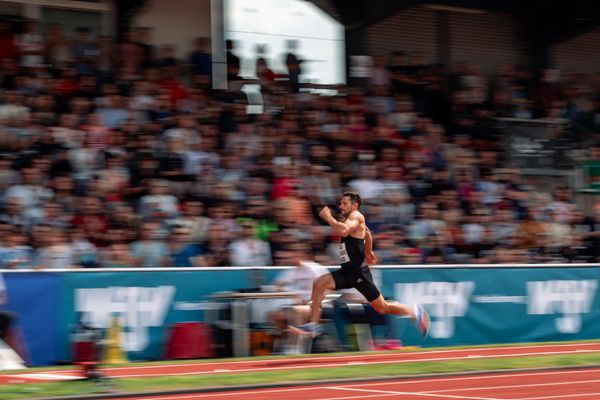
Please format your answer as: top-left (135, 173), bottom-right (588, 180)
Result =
top-left (0, 20), bottom-right (600, 269)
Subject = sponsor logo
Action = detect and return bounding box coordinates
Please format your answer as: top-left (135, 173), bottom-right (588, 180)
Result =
top-left (75, 286), bottom-right (175, 352)
top-left (527, 280), bottom-right (597, 334)
top-left (395, 281), bottom-right (475, 339)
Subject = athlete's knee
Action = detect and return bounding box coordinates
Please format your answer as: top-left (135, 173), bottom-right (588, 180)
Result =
top-left (313, 277), bottom-right (326, 293)
top-left (313, 275), bottom-right (333, 292)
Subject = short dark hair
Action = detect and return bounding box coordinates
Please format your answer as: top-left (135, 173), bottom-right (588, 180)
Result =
top-left (342, 191), bottom-right (362, 208)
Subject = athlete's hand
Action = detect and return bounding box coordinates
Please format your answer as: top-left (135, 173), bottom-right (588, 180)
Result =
top-left (319, 206), bottom-right (332, 221)
top-left (366, 250), bottom-right (378, 265)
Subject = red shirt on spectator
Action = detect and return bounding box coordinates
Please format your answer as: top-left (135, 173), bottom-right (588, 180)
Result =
top-left (160, 78), bottom-right (188, 107)
top-left (0, 31), bottom-right (16, 59)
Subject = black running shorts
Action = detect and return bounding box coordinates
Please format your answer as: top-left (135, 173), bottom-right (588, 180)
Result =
top-left (331, 265), bottom-right (381, 302)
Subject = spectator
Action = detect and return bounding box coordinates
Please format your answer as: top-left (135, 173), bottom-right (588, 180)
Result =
top-left (36, 227), bottom-right (74, 269)
top-left (17, 21), bottom-right (44, 69)
top-left (0, 227), bottom-right (33, 269)
top-left (139, 179), bottom-right (179, 219)
top-left (168, 226), bottom-right (203, 267)
top-left (5, 166), bottom-right (53, 221)
top-left (228, 220), bottom-right (272, 267)
top-left (130, 220), bottom-right (170, 268)
top-left (284, 40), bottom-right (302, 93)
top-left (194, 222), bottom-right (232, 267)
top-left (69, 226), bottom-right (97, 268)
top-left (71, 27), bottom-right (99, 75)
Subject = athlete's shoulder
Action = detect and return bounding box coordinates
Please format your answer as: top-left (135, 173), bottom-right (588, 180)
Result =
top-left (348, 210), bottom-right (365, 221)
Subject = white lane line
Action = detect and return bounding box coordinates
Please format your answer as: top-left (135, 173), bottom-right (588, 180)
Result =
top-left (112, 351), bottom-right (600, 378)
top-left (332, 368), bottom-right (600, 390)
top-left (4, 373), bottom-right (83, 381)
top-left (312, 394), bottom-right (407, 400)
top-left (123, 386), bottom-right (352, 399)
top-left (520, 392), bottom-right (600, 400)
top-left (422, 378), bottom-right (600, 394)
top-left (323, 386), bottom-right (499, 400)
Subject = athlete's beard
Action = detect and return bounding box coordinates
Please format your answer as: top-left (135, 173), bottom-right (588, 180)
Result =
top-left (340, 209), bottom-right (351, 218)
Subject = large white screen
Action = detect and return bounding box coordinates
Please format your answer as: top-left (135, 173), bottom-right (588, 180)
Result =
top-left (224, 0), bottom-right (346, 86)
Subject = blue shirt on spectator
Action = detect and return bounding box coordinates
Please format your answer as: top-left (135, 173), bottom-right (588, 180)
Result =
top-left (171, 244), bottom-right (203, 267)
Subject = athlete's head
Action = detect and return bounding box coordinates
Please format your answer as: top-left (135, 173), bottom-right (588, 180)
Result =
top-left (340, 191), bottom-right (361, 217)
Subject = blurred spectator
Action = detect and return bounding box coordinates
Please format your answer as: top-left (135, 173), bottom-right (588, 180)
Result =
top-left (139, 179), bottom-right (179, 219)
top-left (194, 222), bottom-right (231, 267)
top-left (168, 199), bottom-right (210, 243)
top-left (69, 226), bottom-right (97, 268)
top-left (268, 257), bottom-right (328, 347)
top-left (100, 242), bottom-right (135, 268)
top-left (188, 38), bottom-right (212, 85)
top-left (36, 227), bottom-right (74, 269)
top-left (228, 220), bottom-right (272, 266)
top-left (168, 225), bottom-right (203, 267)
top-left (226, 39), bottom-right (241, 82)
top-left (17, 21), bottom-right (44, 69)
top-left (0, 24), bottom-right (595, 269)
top-left (284, 40), bottom-right (302, 93)
top-left (130, 220), bottom-right (170, 268)
top-left (71, 27), bottom-right (98, 75)
top-left (5, 165), bottom-right (53, 221)
top-left (0, 227), bottom-right (33, 269)
top-left (71, 196), bottom-right (108, 246)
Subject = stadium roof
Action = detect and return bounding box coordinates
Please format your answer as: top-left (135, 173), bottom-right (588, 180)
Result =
top-left (310, 0), bottom-right (600, 44)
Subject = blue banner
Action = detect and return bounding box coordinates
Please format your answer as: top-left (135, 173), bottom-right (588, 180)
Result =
top-left (381, 267), bottom-right (600, 346)
top-left (58, 269), bottom-right (271, 362)
top-left (5, 273), bottom-right (60, 367)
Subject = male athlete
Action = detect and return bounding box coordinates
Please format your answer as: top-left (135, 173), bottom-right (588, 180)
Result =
top-left (290, 191), bottom-right (430, 337)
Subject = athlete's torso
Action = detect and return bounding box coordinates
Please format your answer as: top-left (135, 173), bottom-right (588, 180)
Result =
top-left (340, 235), bottom-right (365, 269)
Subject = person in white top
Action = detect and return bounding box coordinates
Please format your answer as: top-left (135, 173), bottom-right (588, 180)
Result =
top-left (228, 221), bottom-right (272, 267)
top-left (266, 251), bottom-right (329, 351)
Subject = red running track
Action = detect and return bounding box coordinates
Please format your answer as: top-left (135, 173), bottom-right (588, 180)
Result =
top-left (110, 367), bottom-right (600, 400)
top-left (1, 342), bottom-right (599, 384)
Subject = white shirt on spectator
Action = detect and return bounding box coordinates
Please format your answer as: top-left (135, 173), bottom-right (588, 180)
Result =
top-left (229, 238), bottom-right (272, 267)
top-left (5, 185), bottom-right (53, 220)
top-left (36, 245), bottom-right (74, 269)
top-left (139, 194), bottom-right (179, 218)
top-left (348, 178), bottom-right (385, 200)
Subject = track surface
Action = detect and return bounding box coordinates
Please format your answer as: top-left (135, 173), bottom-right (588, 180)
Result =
top-left (0, 342), bottom-right (599, 384)
top-left (111, 367), bottom-right (600, 400)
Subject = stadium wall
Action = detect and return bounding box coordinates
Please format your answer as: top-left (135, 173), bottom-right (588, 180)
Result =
top-left (552, 28), bottom-right (600, 74)
top-left (365, 6), bottom-right (524, 72)
top-left (132, 0), bottom-right (211, 59)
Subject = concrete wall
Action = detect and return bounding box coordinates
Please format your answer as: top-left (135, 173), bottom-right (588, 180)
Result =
top-left (552, 28), bottom-right (600, 74)
top-left (133, 0), bottom-right (211, 59)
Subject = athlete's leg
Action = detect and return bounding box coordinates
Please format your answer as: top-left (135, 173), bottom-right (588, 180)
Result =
top-left (353, 268), bottom-right (430, 337)
top-left (369, 295), bottom-right (415, 319)
top-left (369, 295), bottom-right (430, 337)
top-left (309, 273), bottom-right (336, 324)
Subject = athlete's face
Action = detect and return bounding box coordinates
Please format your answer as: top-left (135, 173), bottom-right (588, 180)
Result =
top-left (339, 196), bottom-right (356, 217)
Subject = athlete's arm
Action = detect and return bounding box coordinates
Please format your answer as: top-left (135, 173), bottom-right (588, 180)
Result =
top-left (365, 227), bottom-right (378, 265)
top-left (319, 206), bottom-right (359, 237)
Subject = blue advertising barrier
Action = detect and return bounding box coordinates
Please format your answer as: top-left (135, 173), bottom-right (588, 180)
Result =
top-left (57, 268), bottom-right (281, 362)
top-left (380, 266), bottom-right (600, 346)
top-left (2, 265), bottom-right (599, 366)
top-left (4, 273), bottom-right (60, 367)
